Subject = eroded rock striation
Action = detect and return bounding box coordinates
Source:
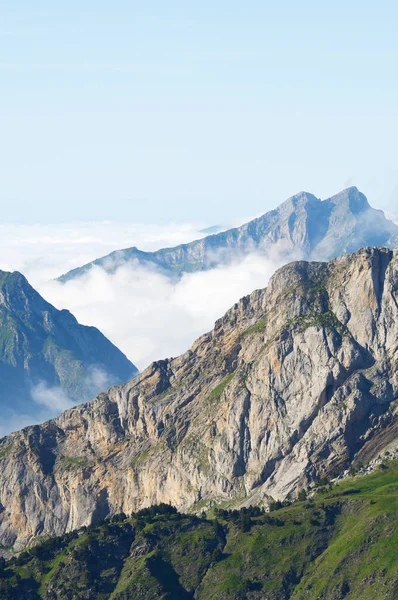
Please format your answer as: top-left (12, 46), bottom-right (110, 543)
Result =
top-left (1, 246), bottom-right (398, 550)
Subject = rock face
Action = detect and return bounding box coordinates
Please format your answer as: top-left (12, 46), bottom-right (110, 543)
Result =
top-left (1, 246), bottom-right (398, 550)
top-left (58, 186), bottom-right (398, 281)
top-left (0, 270), bottom-right (137, 432)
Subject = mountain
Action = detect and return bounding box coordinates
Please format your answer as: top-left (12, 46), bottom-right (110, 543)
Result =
top-left (1, 246), bottom-right (398, 551)
top-left (1, 462), bottom-right (398, 599)
top-left (0, 270), bottom-right (137, 432)
top-left (58, 187), bottom-right (398, 282)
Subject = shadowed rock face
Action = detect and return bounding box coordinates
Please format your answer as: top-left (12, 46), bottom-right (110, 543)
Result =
top-left (58, 187), bottom-right (398, 281)
top-left (1, 246), bottom-right (398, 551)
top-left (0, 270), bottom-right (137, 429)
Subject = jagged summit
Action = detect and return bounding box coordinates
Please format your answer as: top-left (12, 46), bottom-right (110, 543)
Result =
top-left (57, 187), bottom-right (398, 282)
top-left (278, 190), bottom-right (318, 206)
top-left (2, 246), bottom-right (398, 550)
top-left (275, 187), bottom-right (368, 215)
top-left (328, 185), bottom-right (369, 209)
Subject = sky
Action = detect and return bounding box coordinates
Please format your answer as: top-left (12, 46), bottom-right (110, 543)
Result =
top-left (1, 2), bottom-right (398, 433)
top-left (1, 1), bottom-right (398, 223)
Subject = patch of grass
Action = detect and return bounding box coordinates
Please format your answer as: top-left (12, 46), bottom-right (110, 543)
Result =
top-left (57, 455), bottom-right (92, 469)
top-left (130, 449), bottom-right (150, 468)
top-left (206, 373), bottom-right (235, 404)
top-left (0, 442), bottom-right (15, 460)
top-left (239, 317), bottom-right (267, 339)
top-left (287, 310), bottom-right (349, 336)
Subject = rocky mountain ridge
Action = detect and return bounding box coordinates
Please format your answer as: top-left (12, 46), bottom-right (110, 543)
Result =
top-left (58, 187), bottom-right (398, 281)
top-left (1, 246), bottom-right (398, 550)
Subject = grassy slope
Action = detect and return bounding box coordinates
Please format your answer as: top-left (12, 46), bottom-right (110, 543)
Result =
top-left (1, 462), bottom-right (398, 599)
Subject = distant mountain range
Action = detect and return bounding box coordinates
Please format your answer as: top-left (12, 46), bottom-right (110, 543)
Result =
top-left (0, 270), bottom-right (137, 433)
top-left (58, 187), bottom-right (398, 282)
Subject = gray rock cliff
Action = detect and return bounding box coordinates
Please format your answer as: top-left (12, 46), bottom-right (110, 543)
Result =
top-left (1, 246), bottom-right (398, 550)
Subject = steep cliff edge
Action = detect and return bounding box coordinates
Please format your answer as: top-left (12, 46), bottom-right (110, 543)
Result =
top-left (1, 246), bottom-right (398, 550)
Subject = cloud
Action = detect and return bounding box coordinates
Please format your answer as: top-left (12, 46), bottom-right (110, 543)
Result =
top-left (0, 220), bottom-right (213, 287)
top-left (0, 218), bottom-right (271, 372)
top-left (30, 367), bottom-right (113, 415)
top-left (0, 385), bottom-right (75, 438)
top-left (0, 218), bottom-right (279, 435)
top-left (39, 251), bottom-right (286, 371)
top-left (86, 366), bottom-right (115, 394)
top-left (0, 216), bottom-right (294, 378)
top-left (386, 212), bottom-right (398, 224)
top-left (30, 382), bottom-right (75, 413)
top-left (0, 366), bottom-right (120, 438)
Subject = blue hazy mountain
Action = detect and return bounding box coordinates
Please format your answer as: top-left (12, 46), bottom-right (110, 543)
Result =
top-left (58, 187), bottom-right (398, 282)
top-left (0, 270), bottom-right (137, 432)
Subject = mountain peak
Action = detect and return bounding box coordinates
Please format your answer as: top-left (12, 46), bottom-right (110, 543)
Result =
top-left (2, 247), bottom-right (398, 550)
top-left (0, 269), bottom-right (137, 432)
top-left (0, 269), bottom-right (28, 287)
top-left (327, 186), bottom-right (370, 213)
top-left (0, 269), bottom-right (42, 313)
top-left (280, 190), bottom-right (320, 210)
top-left (57, 187), bottom-right (398, 283)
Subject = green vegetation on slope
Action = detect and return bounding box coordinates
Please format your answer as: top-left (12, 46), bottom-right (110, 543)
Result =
top-left (0, 270), bottom-right (137, 421)
top-left (1, 464), bottom-right (398, 599)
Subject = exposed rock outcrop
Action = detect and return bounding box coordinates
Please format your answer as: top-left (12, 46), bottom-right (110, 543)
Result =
top-left (1, 246), bottom-right (398, 550)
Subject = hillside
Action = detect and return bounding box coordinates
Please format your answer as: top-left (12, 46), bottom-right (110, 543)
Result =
top-left (0, 270), bottom-right (137, 432)
top-left (0, 246), bottom-right (398, 551)
top-left (58, 187), bottom-right (398, 282)
top-left (1, 460), bottom-right (398, 599)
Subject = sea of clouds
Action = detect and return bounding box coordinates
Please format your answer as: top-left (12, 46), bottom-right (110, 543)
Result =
top-left (1, 217), bottom-right (280, 373)
top-left (3, 207), bottom-right (397, 374)
top-left (0, 217), bottom-right (285, 433)
top-left (1, 207), bottom-right (396, 434)
top-left (41, 251), bottom-right (283, 371)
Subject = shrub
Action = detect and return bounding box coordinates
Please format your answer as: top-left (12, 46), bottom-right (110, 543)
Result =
top-left (298, 489), bottom-right (307, 501)
top-left (136, 503), bottom-right (178, 519)
top-left (269, 500), bottom-right (283, 511)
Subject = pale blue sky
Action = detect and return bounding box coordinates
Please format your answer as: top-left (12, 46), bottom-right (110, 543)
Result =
top-left (1, 1), bottom-right (398, 223)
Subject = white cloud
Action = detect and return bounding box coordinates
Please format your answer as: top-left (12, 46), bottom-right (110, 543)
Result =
top-left (31, 381), bottom-right (75, 413)
top-left (0, 218), bottom-right (272, 374)
top-left (386, 212), bottom-right (398, 224)
top-left (0, 220), bottom-right (212, 287)
top-left (39, 252), bottom-right (285, 370)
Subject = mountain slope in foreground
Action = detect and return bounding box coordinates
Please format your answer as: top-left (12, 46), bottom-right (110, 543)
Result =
top-left (1, 460), bottom-right (398, 599)
top-left (0, 270), bottom-right (137, 429)
top-left (1, 246), bottom-right (398, 550)
top-left (58, 186), bottom-right (398, 281)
